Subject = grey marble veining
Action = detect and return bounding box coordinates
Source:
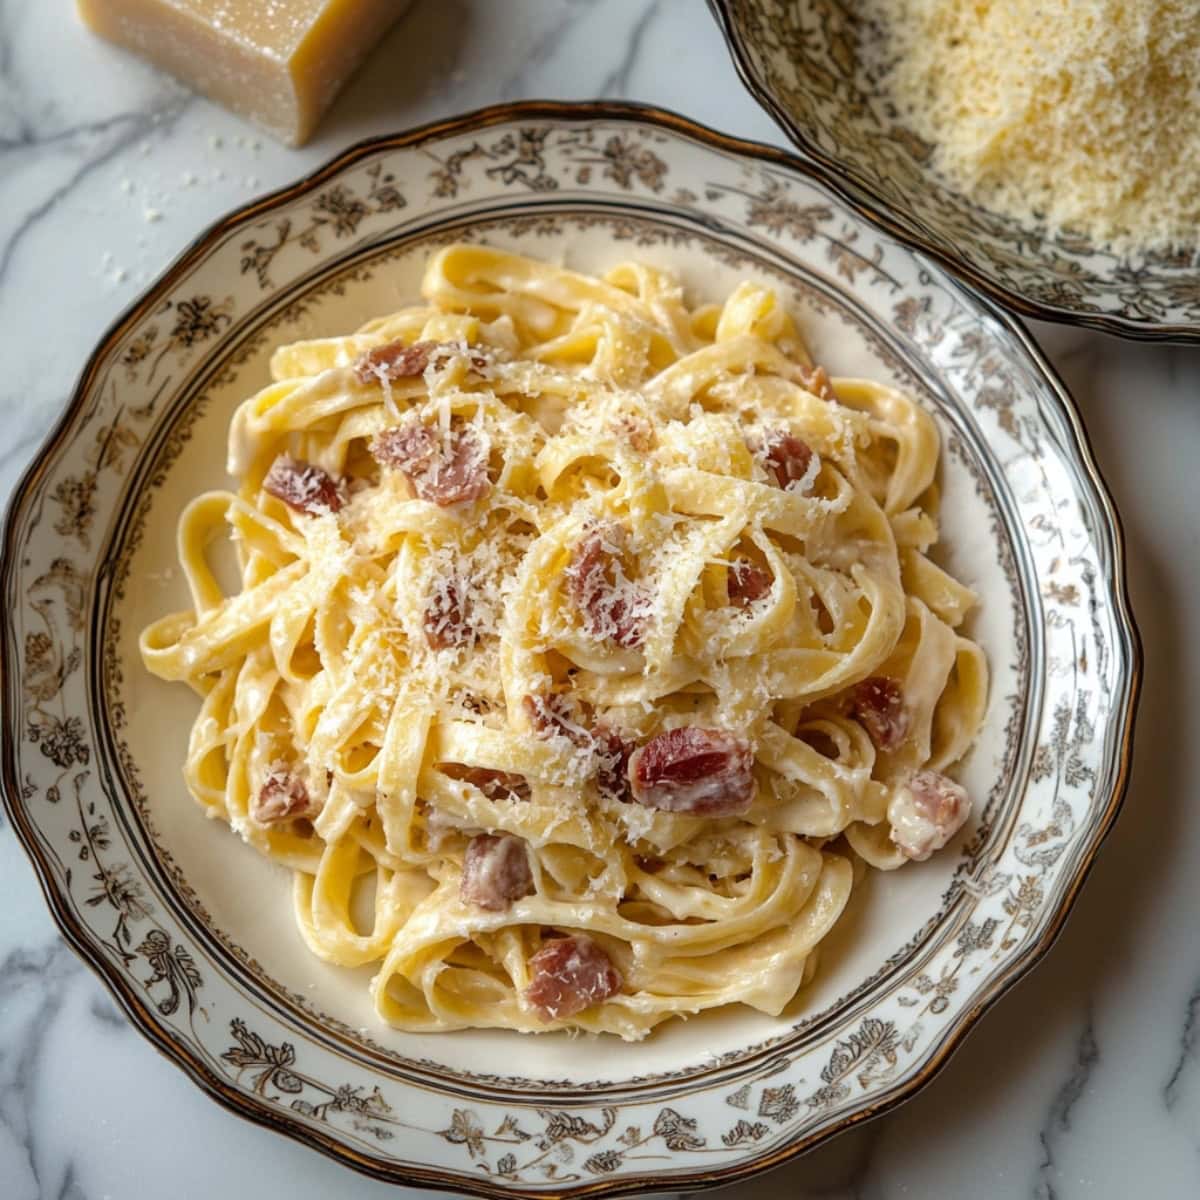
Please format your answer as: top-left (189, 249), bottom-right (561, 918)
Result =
top-left (1164, 978), bottom-right (1200, 1111)
top-left (0, 2), bottom-right (1196, 1197)
top-left (1034, 1012), bottom-right (1099, 1200)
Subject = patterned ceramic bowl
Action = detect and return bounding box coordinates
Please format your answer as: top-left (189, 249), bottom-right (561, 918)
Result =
top-left (709, 0), bottom-right (1200, 341)
top-left (0, 103), bottom-right (1139, 1196)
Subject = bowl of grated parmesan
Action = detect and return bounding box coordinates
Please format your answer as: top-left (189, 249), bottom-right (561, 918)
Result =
top-left (711, 0), bottom-right (1200, 339)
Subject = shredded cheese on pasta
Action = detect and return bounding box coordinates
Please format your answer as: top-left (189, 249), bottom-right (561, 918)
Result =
top-left (140, 245), bottom-right (988, 1040)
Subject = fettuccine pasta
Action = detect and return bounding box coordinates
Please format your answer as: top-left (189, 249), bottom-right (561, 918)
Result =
top-left (141, 245), bottom-right (988, 1040)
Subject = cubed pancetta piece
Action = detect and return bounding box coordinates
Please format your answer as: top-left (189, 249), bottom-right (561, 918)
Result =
top-left (525, 934), bottom-right (622, 1020)
top-left (887, 769), bottom-right (970, 861)
top-left (594, 724), bottom-right (635, 802)
top-left (523, 692), bottom-right (592, 747)
top-left (373, 418), bottom-right (490, 506)
top-left (460, 833), bottom-right (535, 911)
top-left (567, 522), bottom-right (651, 648)
top-left (850, 676), bottom-right (909, 753)
top-left (728, 558), bottom-right (772, 607)
top-left (760, 430), bottom-right (815, 492)
top-left (425, 575), bottom-right (473, 649)
top-left (353, 339), bottom-right (488, 385)
top-left (445, 765), bottom-right (531, 803)
top-left (262, 455), bottom-right (342, 515)
top-left (628, 727), bottom-right (756, 816)
top-left (252, 763), bottom-right (320, 824)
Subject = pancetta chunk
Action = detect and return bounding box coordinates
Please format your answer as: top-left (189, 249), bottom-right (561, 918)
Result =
top-left (887, 769), bottom-right (970, 861)
top-left (524, 695), bottom-right (635, 801)
top-left (850, 676), bottom-right (909, 752)
top-left (523, 693), bottom-right (592, 747)
top-left (425, 575), bottom-right (473, 649)
top-left (567, 522), bottom-right (651, 648)
top-left (252, 763), bottom-right (320, 824)
top-left (444, 764), bottom-right (531, 802)
top-left (525, 934), bottom-right (622, 1020)
top-left (628, 727), bottom-right (756, 816)
top-left (728, 558), bottom-right (772, 607)
top-left (460, 833), bottom-right (535, 911)
top-left (353, 339), bottom-right (488, 385)
top-left (262, 455), bottom-right (342, 515)
top-left (594, 724), bottom-right (635, 802)
top-left (760, 430), bottom-right (816, 492)
top-left (373, 418), bottom-right (490, 506)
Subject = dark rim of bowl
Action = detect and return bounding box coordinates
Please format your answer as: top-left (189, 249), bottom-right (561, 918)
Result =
top-left (707, 0), bottom-right (1200, 344)
top-left (0, 100), bottom-right (1143, 1198)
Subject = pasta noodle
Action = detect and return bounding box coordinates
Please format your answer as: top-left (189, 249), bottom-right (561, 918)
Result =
top-left (140, 245), bottom-right (988, 1040)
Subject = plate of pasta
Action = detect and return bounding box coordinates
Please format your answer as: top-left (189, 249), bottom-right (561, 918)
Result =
top-left (1, 103), bottom-right (1139, 1196)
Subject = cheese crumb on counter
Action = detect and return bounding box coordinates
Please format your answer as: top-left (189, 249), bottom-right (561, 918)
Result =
top-left (76, 0), bottom-right (406, 146)
top-left (859, 0), bottom-right (1200, 250)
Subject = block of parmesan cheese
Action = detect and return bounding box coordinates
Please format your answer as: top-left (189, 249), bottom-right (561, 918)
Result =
top-left (77, 0), bottom-right (405, 146)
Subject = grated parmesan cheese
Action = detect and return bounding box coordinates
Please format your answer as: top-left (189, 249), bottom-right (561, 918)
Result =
top-left (859, 0), bottom-right (1200, 249)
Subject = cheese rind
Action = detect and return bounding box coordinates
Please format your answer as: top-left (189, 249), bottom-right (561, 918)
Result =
top-left (77, 0), bottom-right (404, 146)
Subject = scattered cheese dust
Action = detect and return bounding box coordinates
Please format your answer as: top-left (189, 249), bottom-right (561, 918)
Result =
top-left (859, 0), bottom-right (1200, 249)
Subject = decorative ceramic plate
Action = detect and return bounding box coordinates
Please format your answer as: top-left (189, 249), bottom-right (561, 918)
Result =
top-left (0, 103), bottom-right (1139, 1196)
top-left (709, 0), bottom-right (1200, 342)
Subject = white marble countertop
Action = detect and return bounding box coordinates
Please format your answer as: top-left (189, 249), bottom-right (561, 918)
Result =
top-left (1, 3), bottom-right (1196, 1198)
